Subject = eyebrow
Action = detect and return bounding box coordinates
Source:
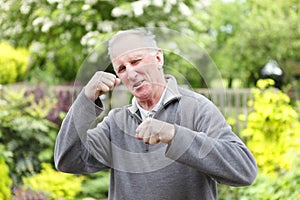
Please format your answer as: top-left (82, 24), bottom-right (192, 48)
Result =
top-left (129, 53), bottom-right (144, 59)
top-left (113, 50), bottom-right (148, 69)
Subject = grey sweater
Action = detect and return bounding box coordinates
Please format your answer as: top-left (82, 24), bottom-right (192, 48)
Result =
top-left (54, 75), bottom-right (257, 200)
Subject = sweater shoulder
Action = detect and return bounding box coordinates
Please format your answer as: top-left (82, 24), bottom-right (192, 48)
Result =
top-left (178, 87), bottom-right (211, 104)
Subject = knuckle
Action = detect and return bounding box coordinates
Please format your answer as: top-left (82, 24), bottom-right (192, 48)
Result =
top-left (96, 71), bottom-right (103, 76)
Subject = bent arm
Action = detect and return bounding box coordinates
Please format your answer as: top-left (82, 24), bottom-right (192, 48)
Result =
top-left (54, 90), bottom-right (110, 174)
top-left (166, 100), bottom-right (257, 186)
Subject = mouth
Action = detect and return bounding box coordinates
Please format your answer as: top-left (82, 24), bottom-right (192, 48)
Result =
top-left (133, 80), bottom-right (144, 89)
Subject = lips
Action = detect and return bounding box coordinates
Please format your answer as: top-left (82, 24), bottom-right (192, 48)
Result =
top-left (133, 80), bottom-right (144, 88)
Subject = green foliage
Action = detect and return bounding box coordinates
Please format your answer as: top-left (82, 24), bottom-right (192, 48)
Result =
top-left (12, 186), bottom-right (47, 200)
top-left (0, 0), bottom-right (206, 83)
top-left (77, 171), bottom-right (110, 199)
top-left (209, 0), bottom-right (300, 87)
top-left (0, 89), bottom-right (58, 183)
top-left (219, 156), bottom-right (300, 200)
top-left (219, 80), bottom-right (300, 199)
top-left (0, 42), bottom-right (29, 84)
top-left (241, 79), bottom-right (300, 175)
top-left (0, 149), bottom-right (12, 200)
top-left (23, 163), bottom-right (84, 200)
top-left (1, 0), bottom-right (299, 87)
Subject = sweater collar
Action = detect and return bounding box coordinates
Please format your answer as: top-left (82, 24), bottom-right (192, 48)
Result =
top-left (127, 75), bottom-right (182, 115)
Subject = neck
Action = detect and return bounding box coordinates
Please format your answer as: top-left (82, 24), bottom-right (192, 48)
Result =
top-left (137, 85), bottom-right (165, 111)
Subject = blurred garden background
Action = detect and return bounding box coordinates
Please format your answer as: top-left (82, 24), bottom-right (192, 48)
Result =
top-left (0, 0), bottom-right (300, 199)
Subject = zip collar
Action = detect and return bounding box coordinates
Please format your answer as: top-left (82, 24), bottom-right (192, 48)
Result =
top-left (127, 75), bottom-right (182, 115)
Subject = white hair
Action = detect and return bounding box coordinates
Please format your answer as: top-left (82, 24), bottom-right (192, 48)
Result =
top-left (107, 28), bottom-right (158, 59)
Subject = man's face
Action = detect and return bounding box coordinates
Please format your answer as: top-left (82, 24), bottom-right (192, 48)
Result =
top-left (110, 36), bottom-right (164, 100)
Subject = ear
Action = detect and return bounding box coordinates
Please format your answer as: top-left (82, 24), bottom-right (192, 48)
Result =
top-left (155, 48), bottom-right (164, 68)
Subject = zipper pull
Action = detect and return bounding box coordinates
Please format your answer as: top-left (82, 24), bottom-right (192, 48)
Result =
top-left (144, 111), bottom-right (155, 152)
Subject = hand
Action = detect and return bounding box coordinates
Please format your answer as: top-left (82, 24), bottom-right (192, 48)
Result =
top-left (135, 118), bottom-right (175, 144)
top-left (84, 71), bottom-right (121, 101)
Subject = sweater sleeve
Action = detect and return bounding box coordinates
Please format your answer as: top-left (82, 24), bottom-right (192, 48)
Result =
top-left (165, 98), bottom-right (257, 186)
top-left (54, 90), bottom-right (111, 174)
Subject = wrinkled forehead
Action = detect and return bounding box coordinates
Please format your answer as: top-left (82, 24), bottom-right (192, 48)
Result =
top-left (109, 34), bottom-right (157, 60)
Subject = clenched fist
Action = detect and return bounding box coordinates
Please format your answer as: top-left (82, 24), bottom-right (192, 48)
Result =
top-left (135, 118), bottom-right (175, 144)
top-left (85, 71), bottom-right (121, 101)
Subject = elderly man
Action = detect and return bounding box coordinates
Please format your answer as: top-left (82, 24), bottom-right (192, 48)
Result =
top-left (54, 28), bottom-right (257, 200)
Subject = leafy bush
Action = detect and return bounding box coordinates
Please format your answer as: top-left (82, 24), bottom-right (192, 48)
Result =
top-left (0, 147), bottom-right (12, 200)
top-left (218, 79), bottom-right (300, 199)
top-left (23, 163), bottom-right (84, 200)
top-left (219, 156), bottom-right (300, 200)
top-left (77, 171), bottom-right (110, 199)
top-left (241, 79), bottom-right (300, 175)
top-left (12, 186), bottom-right (47, 200)
top-left (0, 88), bottom-right (58, 183)
top-left (0, 42), bottom-right (29, 84)
top-left (47, 88), bottom-right (73, 125)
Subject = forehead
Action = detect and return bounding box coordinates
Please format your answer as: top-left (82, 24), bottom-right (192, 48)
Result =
top-left (110, 34), bottom-right (155, 60)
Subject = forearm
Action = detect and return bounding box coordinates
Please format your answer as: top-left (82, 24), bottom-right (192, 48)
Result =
top-left (54, 90), bottom-right (105, 173)
top-left (166, 125), bottom-right (257, 186)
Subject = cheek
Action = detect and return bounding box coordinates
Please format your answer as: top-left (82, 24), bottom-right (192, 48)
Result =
top-left (118, 74), bottom-right (129, 85)
top-left (117, 72), bottom-right (126, 80)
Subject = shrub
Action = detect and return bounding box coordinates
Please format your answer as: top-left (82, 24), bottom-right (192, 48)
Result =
top-left (0, 42), bottom-right (29, 84)
top-left (0, 147), bottom-right (12, 200)
top-left (241, 79), bottom-right (300, 175)
top-left (218, 79), bottom-right (300, 199)
top-left (23, 163), bottom-right (84, 200)
top-left (218, 156), bottom-right (300, 200)
top-left (47, 88), bottom-right (73, 125)
top-left (12, 186), bottom-right (47, 200)
top-left (77, 171), bottom-right (110, 199)
top-left (0, 88), bottom-right (58, 183)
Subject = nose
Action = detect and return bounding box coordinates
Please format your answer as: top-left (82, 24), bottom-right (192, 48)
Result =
top-left (127, 65), bottom-right (137, 80)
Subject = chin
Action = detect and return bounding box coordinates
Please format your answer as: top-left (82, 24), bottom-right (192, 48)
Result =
top-left (134, 90), bottom-right (151, 100)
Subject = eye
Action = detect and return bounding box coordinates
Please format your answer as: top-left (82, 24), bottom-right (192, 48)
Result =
top-left (118, 65), bottom-right (126, 73)
top-left (131, 58), bottom-right (142, 65)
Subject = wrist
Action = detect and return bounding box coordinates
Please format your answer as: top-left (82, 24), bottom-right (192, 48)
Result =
top-left (163, 124), bottom-right (175, 144)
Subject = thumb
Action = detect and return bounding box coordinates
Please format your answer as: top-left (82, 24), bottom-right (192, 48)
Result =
top-left (115, 78), bottom-right (121, 86)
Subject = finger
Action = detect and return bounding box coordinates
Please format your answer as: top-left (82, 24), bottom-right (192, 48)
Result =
top-left (142, 118), bottom-right (153, 135)
top-left (135, 127), bottom-right (143, 140)
top-left (139, 127), bottom-right (151, 144)
top-left (97, 72), bottom-right (115, 82)
top-left (135, 124), bottom-right (144, 140)
top-left (136, 121), bottom-right (150, 142)
top-left (115, 78), bottom-right (121, 86)
top-left (101, 77), bottom-right (115, 89)
top-left (97, 81), bottom-right (110, 92)
top-left (136, 119), bottom-right (148, 134)
top-left (103, 72), bottom-right (118, 83)
top-left (149, 134), bottom-right (160, 144)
